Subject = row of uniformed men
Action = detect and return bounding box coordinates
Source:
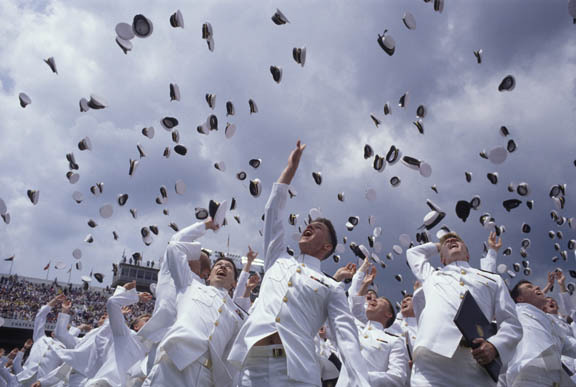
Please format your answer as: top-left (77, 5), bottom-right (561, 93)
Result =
top-left (4, 140), bottom-right (576, 387)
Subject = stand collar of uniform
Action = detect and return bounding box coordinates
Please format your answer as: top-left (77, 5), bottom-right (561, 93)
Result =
top-left (298, 254), bottom-right (322, 273)
top-left (444, 260), bottom-right (471, 270)
top-left (367, 319), bottom-right (384, 331)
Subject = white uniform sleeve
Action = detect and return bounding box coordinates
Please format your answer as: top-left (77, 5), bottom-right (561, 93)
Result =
top-left (485, 278), bottom-right (523, 364)
top-left (367, 338), bottom-right (409, 387)
top-left (36, 363), bottom-right (72, 386)
top-left (348, 295), bottom-right (368, 324)
top-left (165, 222), bottom-right (206, 294)
top-left (263, 183), bottom-right (289, 272)
top-left (54, 312), bottom-right (78, 349)
top-left (349, 270), bottom-right (365, 297)
top-left (33, 304), bottom-right (52, 342)
top-left (233, 270), bottom-right (250, 302)
top-left (107, 287), bottom-right (139, 337)
top-left (480, 248), bottom-right (498, 273)
top-left (559, 291), bottom-right (576, 318)
top-left (406, 243), bottom-right (439, 283)
top-left (327, 289), bottom-right (370, 387)
top-left (12, 350), bottom-right (24, 375)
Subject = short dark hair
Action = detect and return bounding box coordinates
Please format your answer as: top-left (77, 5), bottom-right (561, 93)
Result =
top-left (130, 314), bottom-right (151, 330)
top-left (510, 280), bottom-right (531, 303)
top-left (314, 218), bottom-right (337, 259)
top-left (212, 257), bottom-right (238, 281)
top-left (367, 289), bottom-right (378, 297)
top-left (381, 297), bottom-right (396, 328)
top-left (402, 293), bottom-right (413, 299)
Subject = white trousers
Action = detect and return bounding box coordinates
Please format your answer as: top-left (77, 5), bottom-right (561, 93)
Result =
top-left (411, 346), bottom-right (495, 387)
top-left (510, 365), bottom-right (561, 387)
top-left (142, 350), bottom-right (213, 387)
top-left (239, 345), bottom-right (319, 387)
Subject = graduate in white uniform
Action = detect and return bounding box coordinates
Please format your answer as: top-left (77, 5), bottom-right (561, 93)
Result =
top-left (143, 217), bottom-right (248, 387)
top-left (507, 280), bottom-right (576, 386)
top-left (406, 232), bottom-right (521, 387)
top-left (135, 215), bottom-right (213, 382)
top-left (17, 295), bottom-right (67, 387)
top-left (83, 281), bottom-right (152, 387)
top-left (0, 347), bottom-right (25, 387)
top-left (228, 141), bottom-right (370, 387)
top-left (337, 266), bottom-right (409, 387)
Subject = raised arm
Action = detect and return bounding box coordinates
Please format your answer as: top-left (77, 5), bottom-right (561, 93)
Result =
top-left (349, 259), bottom-right (369, 297)
top-left (233, 247), bottom-right (257, 302)
top-left (327, 289), bottom-right (370, 387)
top-left (165, 218), bottom-right (216, 293)
top-left (480, 232), bottom-right (501, 273)
top-left (107, 281), bottom-right (139, 337)
top-left (406, 243), bottom-right (439, 283)
top-left (33, 294), bottom-right (64, 341)
top-left (54, 299), bottom-right (78, 349)
top-left (542, 271), bottom-right (555, 294)
top-left (264, 141), bottom-right (306, 271)
top-left (556, 271), bottom-right (575, 317)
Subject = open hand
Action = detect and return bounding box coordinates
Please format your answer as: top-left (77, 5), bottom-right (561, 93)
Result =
top-left (334, 263), bottom-right (356, 282)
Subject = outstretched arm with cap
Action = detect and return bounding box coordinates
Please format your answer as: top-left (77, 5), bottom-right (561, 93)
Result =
top-left (263, 141), bottom-right (306, 271)
top-left (33, 294), bottom-right (64, 342)
top-left (233, 246), bottom-right (257, 303)
top-left (54, 299), bottom-right (78, 349)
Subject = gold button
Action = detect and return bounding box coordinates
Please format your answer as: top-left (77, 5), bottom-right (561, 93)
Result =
top-left (288, 281), bottom-right (293, 287)
top-left (301, 263), bottom-right (306, 267)
top-left (218, 307), bottom-right (223, 313)
top-left (296, 268), bottom-right (302, 273)
top-left (214, 321), bottom-right (219, 326)
top-left (459, 281), bottom-right (464, 286)
top-left (275, 317), bottom-right (281, 323)
top-left (368, 327), bottom-right (372, 331)
top-left (460, 294), bottom-right (465, 300)
top-left (364, 335), bottom-right (369, 339)
top-left (412, 336), bottom-right (416, 340)
top-left (461, 269), bottom-right (466, 275)
top-left (283, 296), bottom-right (288, 303)
top-left (208, 335), bottom-right (212, 341)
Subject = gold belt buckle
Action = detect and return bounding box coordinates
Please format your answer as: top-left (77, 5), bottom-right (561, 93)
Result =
top-left (202, 357), bottom-right (212, 369)
top-left (272, 348), bottom-right (284, 358)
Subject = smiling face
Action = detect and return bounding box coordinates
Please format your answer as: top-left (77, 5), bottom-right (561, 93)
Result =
top-left (544, 297), bottom-right (559, 314)
top-left (439, 234), bottom-right (469, 265)
top-left (401, 295), bottom-right (415, 317)
top-left (517, 282), bottom-right (547, 310)
top-left (298, 221), bottom-right (334, 259)
top-left (208, 258), bottom-right (237, 291)
top-left (366, 289), bottom-right (377, 302)
top-left (365, 297), bottom-right (394, 327)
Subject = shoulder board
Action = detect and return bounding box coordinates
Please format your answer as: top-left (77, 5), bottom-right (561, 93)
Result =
top-left (385, 331), bottom-right (400, 338)
top-left (478, 268), bottom-right (497, 275)
top-left (376, 338), bottom-right (389, 344)
top-left (475, 271), bottom-right (498, 282)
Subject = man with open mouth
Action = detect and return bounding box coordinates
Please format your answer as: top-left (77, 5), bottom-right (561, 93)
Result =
top-left (228, 141), bottom-right (370, 387)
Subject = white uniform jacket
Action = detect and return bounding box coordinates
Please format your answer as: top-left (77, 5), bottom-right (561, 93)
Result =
top-left (85, 287), bottom-right (149, 387)
top-left (337, 320), bottom-right (408, 387)
top-left (406, 243), bottom-right (521, 364)
top-left (17, 305), bottom-right (65, 384)
top-left (137, 222), bottom-right (206, 346)
top-left (228, 183), bottom-right (370, 386)
top-left (507, 303), bottom-right (576, 385)
top-left (155, 231), bottom-right (247, 387)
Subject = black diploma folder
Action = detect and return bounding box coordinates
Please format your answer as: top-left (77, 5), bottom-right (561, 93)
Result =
top-left (453, 291), bottom-right (502, 382)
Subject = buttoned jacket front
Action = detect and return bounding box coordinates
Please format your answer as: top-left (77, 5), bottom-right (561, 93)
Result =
top-left (158, 234), bottom-right (246, 387)
top-left (228, 183), bottom-right (370, 386)
top-left (337, 320), bottom-right (408, 387)
top-left (407, 243), bottom-right (521, 363)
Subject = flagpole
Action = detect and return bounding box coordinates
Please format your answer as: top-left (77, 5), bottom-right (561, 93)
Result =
top-left (9, 259), bottom-right (14, 275)
top-left (67, 269), bottom-right (72, 284)
top-left (45, 263), bottom-right (50, 280)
